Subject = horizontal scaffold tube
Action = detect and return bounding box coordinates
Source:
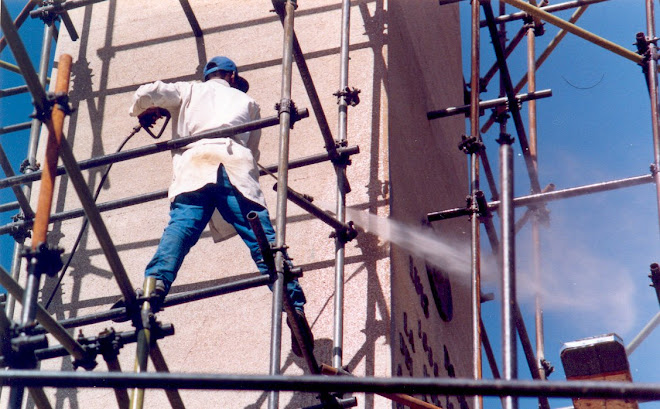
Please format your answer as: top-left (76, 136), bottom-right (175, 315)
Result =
top-left (427, 89), bottom-right (552, 120)
top-left (500, 0), bottom-right (642, 64)
top-left (479, 0), bottom-right (608, 27)
top-left (31, 274), bottom-right (274, 334)
top-left (0, 108), bottom-right (310, 191)
top-left (0, 372), bottom-right (658, 400)
top-left (428, 174), bottom-right (653, 222)
top-left (0, 145), bottom-right (360, 236)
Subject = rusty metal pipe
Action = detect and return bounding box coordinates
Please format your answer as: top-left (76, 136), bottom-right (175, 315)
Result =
top-left (469, 0), bottom-right (483, 408)
top-left (645, 0), bottom-right (660, 236)
top-left (481, 5), bottom-right (589, 135)
top-left (428, 89), bottom-right (552, 119)
top-left (483, 1), bottom-right (542, 194)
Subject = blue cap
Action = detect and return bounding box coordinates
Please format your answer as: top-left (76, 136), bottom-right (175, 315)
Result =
top-left (203, 56), bottom-right (249, 92)
top-left (204, 56), bottom-right (238, 79)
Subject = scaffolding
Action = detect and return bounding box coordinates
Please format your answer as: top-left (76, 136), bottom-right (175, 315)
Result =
top-left (0, 1), bottom-right (658, 409)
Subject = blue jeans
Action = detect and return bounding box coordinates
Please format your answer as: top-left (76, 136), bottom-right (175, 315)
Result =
top-left (145, 166), bottom-right (306, 311)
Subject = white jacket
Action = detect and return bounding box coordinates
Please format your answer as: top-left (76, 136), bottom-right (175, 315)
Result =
top-left (129, 78), bottom-right (266, 241)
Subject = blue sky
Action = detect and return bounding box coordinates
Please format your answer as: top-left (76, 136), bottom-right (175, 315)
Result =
top-left (457, 1), bottom-right (660, 408)
top-left (0, 2), bottom-right (54, 276)
top-left (0, 1), bottom-right (658, 407)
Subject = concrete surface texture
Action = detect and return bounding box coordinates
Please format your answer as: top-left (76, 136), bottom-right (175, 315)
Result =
top-left (2, 1), bottom-right (470, 408)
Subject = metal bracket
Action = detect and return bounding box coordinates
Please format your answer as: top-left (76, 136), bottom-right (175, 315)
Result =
top-left (333, 87), bottom-right (361, 107)
top-left (649, 263), bottom-right (660, 306)
top-left (31, 92), bottom-right (75, 123)
top-left (458, 134), bottom-right (484, 155)
top-left (275, 99), bottom-right (302, 128)
top-left (540, 358), bottom-right (555, 378)
top-left (19, 158), bottom-right (40, 174)
top-left (22, 243), bottom-right (64, 278)
top-left (329, 221), bottom-right (358, 244)
top-left (496, 132), bottom-right (515, 145)
top-left (9, 213), bottom-right (31, 243)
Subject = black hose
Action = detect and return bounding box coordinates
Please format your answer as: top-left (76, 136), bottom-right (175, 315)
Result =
top-left (44, 125), bottom-right (142, 309)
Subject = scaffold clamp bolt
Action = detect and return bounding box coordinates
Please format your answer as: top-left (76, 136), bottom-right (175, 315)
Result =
top-left (275, 99), bottom-right (301, 128)
top-left (334, 87), bottom-right (361, 107)
top-left (458, 134), bottom-right (483, 155)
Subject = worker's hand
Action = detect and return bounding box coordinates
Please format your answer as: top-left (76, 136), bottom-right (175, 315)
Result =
top-left (138, 107), bottom-right (169, 130)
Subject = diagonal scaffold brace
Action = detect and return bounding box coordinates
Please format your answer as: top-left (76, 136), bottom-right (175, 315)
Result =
top-left (248, 212), bottom-right (343, 409)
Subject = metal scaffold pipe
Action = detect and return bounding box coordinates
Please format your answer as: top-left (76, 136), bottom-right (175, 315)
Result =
top-left (0, 371), bottom-right (658, 400)
top-left (482, 0), bottom-right (542, 194)
top-left (0, 146), bottom-right (360, 237)
top-left (270, 2), bottom-right (297, 408)
top-left (644, 0), bottom-right (660, 237)
top-left (481, 5), bottom-right (589, 135)
top-left (500, 0), bottom-right (642, 64)
top-left (481, 0), bottom-right (608, 26)
top-left (0, 110), bottom-right (309, 191)
top-left (469, 0), bottom-right (483, 408)
top-left (498, 131), bottom-right (517, 409)
top-left (333, 0), bottom-right (351, 370)
top-left (428, 174), bottom-right (654, 222)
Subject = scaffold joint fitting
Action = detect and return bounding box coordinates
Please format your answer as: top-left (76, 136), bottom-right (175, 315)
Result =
top-left (330, 221), bottom-right (358, 244)
top-left (275, 99), bottom-right (302, 128)
top-left (9, 213), bottom-right (31, 243)
top-left (649, 263), bottom-right (660, 306)
top-left (22, 242), bottom-right (64, 278)
top-left (20, 158), bottom-right (40, 174)
top-left (334, 87), bottom-right (361, 107)
top-left (31, 92), bottom-right (75, 122)
top-left (458, 134), bottom-right (483, 155)
top-left (540, 358), bottom-right (555, 378)
top-left (496, 132), bottom-right (514, 145)
top-left (3, 331), bottom-right (48, 369)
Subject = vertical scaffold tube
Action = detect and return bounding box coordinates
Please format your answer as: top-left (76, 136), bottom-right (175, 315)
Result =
top-left (333, 0), bottom-right (351, 370)
top-left (130, 277), bottom-right (156, 409)
top-left (269, 2), bottom-right (296, 409)
top-left (6, 22), bottom-right (54, 322)
top-left (469, 1), bottom-right (482, 408)
top-left (645, 0), bottom-right (660, 236)
top-left (499, 134), bottom-right (517, 409)
top-left (526, 7), bottom-right (546, 384)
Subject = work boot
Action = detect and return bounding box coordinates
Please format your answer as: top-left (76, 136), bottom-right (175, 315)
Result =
top-left (110, 280), bottom-right (166, 322)
top-left (149, 279), bottom-right (167, 312)
top-left (286, 309), bottom-right (314, 358)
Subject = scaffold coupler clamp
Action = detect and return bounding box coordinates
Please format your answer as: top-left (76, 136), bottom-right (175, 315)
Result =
top-left (496, 132), bottom-right (515, 146)
top-left (275, 99), bottom-right (302, 128)
top-left (9, 214), bottom-right (31, 244)
top-left (540, 358), bottom-right (555, 378)
top-left (634, 32), bottom-right (658, 68)
top-left (31, 92), bottom-right (75, 123)
top-left (22, 242), bottom-right (64, 278)
top-left (19, 158), bottom-right (40, 174)
top-left (330, 221), bottom-right (358, 244)
top-left (649, 263), bottom-right (660, 306)
top-left (473, 190), bottom-right (491, 222)
top-left (458, 134), bottom-right (483, 155)
top-left (522, 13), bottom-right (545, 37)
top-left (331, 139), bottom-right (353, 167)
top-left (334, 87), bottom-right (361, 107)
top-left (32, 0), bottom-right (60, 26)
top-left (2, 328), bottom-right (48, 370)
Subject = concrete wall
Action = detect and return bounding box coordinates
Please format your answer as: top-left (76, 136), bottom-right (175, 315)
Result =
top-left (2, 1), bottom-right (469, 408)
top-left (387, 1), bottom-right (472, 408)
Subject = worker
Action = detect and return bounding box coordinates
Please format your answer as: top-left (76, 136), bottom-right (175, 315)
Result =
top-left (126, 56), bottom-right (312, 356)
